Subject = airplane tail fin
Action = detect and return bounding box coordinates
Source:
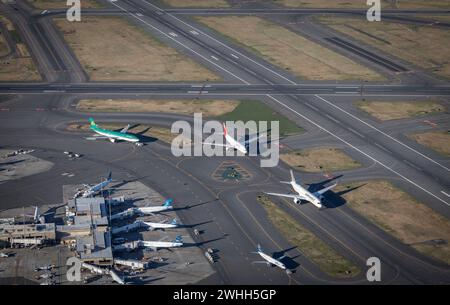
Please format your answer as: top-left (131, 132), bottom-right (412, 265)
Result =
top-left (257, 244), bottom-right (262, 252)
top-left (222, 122), bottom-right (228, 136)
top-left (290, 170), bottom-right (296, 183)
top-left (107, 171), bottom-right (112, 181)
top-left (89, 118), bottom-right (97, 127)
top-left (163, 198), bottom-right (173, 207)
top-left (34, 206), bottom-right (39, 221)
top-left (170, 218), bottom-right (177, 225)
top-left (174, 235), bottom-right (183, 243)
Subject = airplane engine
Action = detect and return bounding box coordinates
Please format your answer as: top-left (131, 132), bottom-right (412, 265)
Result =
top-left (293, 198), bottom-right (300, 204)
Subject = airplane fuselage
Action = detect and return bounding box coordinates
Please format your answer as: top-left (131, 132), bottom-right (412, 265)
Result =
top-left (137, 206), bottom-right (173, 214)
top-left (291, 181), bottom-right (322, 208)
top-left (91, 126), bottom-right (139, 143)
top-left (141, 240), bottom-right (183, 249)
top-left (225, 133), bottom-right (247, 154)
top-left (258, 251), bottom-right (286, 270)
top-left (82, 179), bottom-right (111, 197)
top-left (142, 221), bottom-right (178, 229)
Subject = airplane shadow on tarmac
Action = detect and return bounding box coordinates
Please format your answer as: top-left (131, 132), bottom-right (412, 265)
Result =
top-left (273, 246), bottom-right (300, 272)
top-left (306, 175), bottom-right (366, 209)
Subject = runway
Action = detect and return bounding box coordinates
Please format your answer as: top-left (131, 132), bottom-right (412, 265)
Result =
top-left (0, 0), bottom-right (449, 285)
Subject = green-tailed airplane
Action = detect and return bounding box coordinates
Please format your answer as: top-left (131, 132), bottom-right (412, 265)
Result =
top-left (86, 118), bottom-right (141, 145)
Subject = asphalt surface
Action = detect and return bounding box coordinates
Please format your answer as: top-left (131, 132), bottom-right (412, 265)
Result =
top-left (0, 0), bottom-right (449, 285)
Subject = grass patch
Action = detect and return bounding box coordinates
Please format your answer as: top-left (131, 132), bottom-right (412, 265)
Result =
top-left (409, 130), bottom-right (450, 157)
top-left (215, 100), bottom-right (303, 136)
top-left (27, 0), bottom-right (103, 9)
top-left (337, 181), bottom-right (450, 265)
top-left (54, 16), bottom-right (219, 82)
top-left (257, 195), bottom-right (360, 277)
top-left (316, 16), bottom-right (450, 79)
top-left (271, 0), bottom-right (450, 8)
top-left (280, 148), bottom-right (361, 173)
top-left (67, 122), bottom-right (190, 145)
top-left (163, 0), bottom-right (229, 7)
top-left (0, 15), bottom-right (40, 81)
top-left (76, 99), bottom-right (240, 117)
top-left (196, 16), bottom-right (384, 81)
top-left (355, 100), bottom-right (446, 121)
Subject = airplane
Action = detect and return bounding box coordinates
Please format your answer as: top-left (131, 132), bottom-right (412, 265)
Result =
top-left (140, 235), bottom-right (183, 251)
top-left (137, 199), bottom-right (174, 215)
top-left (86, 118), bottom-right (141, 146)
top-left (34, 264), bottom-right (55, 272)
top-left (251, 244), bottom-right (286, 270)
top-left (265, 170), bottom-right (337, 209)
top-left (25, 206), bottom-right (51, 224)
top-left (142, 218), bottom-right (179, 231)
top-left (0, 252), bottom-right (12, 258)
top-left (203, 123), bottom-right (266, 154)
top-left (74, 172), bottom-right (112, 198)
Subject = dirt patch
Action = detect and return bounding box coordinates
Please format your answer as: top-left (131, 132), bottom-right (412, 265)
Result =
top-left (163, 0), bottom-right (229, 7)
top-left (54, 16), bottom-right (219, 82)
top-left (409, 130), bottom-right (450, 156)
top-left (257, 195), bottom-right (360, 277)
top-left (27, 0), bottom-right (103, 9)
top-left (337, 181), bottom-right (450, 265)
top-left (317, 16), bottom-right (450, 79)
top-left (76, 99), bottom-right (240, 117)
top-left (272, 0), bottom-right (450, 8)
top-left (67, 122), bottom-right (191, 145)
top-left (356, 101), bottom-right (446, 121)
top-left (196, 16), bottom-right (383, 81)
top-left (281, 148), bottom-right (361, 173)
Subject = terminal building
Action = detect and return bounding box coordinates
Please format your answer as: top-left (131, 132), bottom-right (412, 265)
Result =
top-left (0, 223), bottom-right (56, 246)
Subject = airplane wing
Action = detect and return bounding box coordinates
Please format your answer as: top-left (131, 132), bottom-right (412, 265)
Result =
top-left (202, 142), bottom-right (235, 149)
top-left (314, 183), bottom-right (337, 196)
top-left (120, 124), bottom-right (131, 134)
top-left (86, 135), bottom-right (109, 140)
top-left (265, 192), bottom-right (308, 201)
top-left (251, 261), bottom-right (270, 265)
top-left (243, 132), bottom-right (267, 145)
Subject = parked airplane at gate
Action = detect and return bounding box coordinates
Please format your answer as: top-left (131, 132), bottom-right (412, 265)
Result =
top-left (138, 199), bottom-right (174, 214)
top-left (141, 235), bottom-right (183, 251)
top-left (203, 123), bottom-right (266, 154)
top-left (251, 244), bottom-right (286, 270)
top-left (74, 172), bottom-right (112, 198)
top-left (142, 218), bottom-right (179, 231)
top-left (86, 118), bottom-right (141, 145)
top-left (265, 170), bottom-right (336, 209)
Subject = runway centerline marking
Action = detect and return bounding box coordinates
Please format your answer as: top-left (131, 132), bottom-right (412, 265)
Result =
top-left (109, 1), bottom-right (250, 85)
top-left (266, 94), bottom-right (450, 207)
top-left (315, 95), bottom-right (450, 172)
top-left (141, 0), bottom-right (297, 85)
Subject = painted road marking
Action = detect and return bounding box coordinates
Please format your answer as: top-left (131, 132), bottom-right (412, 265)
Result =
top-left (143, 0), bottom-right (297, 85)
top-left (211, 55), bottom-right (219, 61)
top-left (168, 32), bottom-right (178, 37)
top-left (110, 1), bottom-right (250, 84)
top-left (231, 54), bottom-right (239, 59)
top-left (190, 30), bottom-right (199, 35)
top-left (315, 95), bottom-right (450, 172)
top-left (442, 191), bottom-right (450, 198)
top-left (267, 94), bottom-right (450, 207)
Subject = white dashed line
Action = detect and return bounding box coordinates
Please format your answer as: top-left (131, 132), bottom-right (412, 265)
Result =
top-left (267, 94), bottom-right (450, 207)
top-left (315, 95), bottom-right (450, 172)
